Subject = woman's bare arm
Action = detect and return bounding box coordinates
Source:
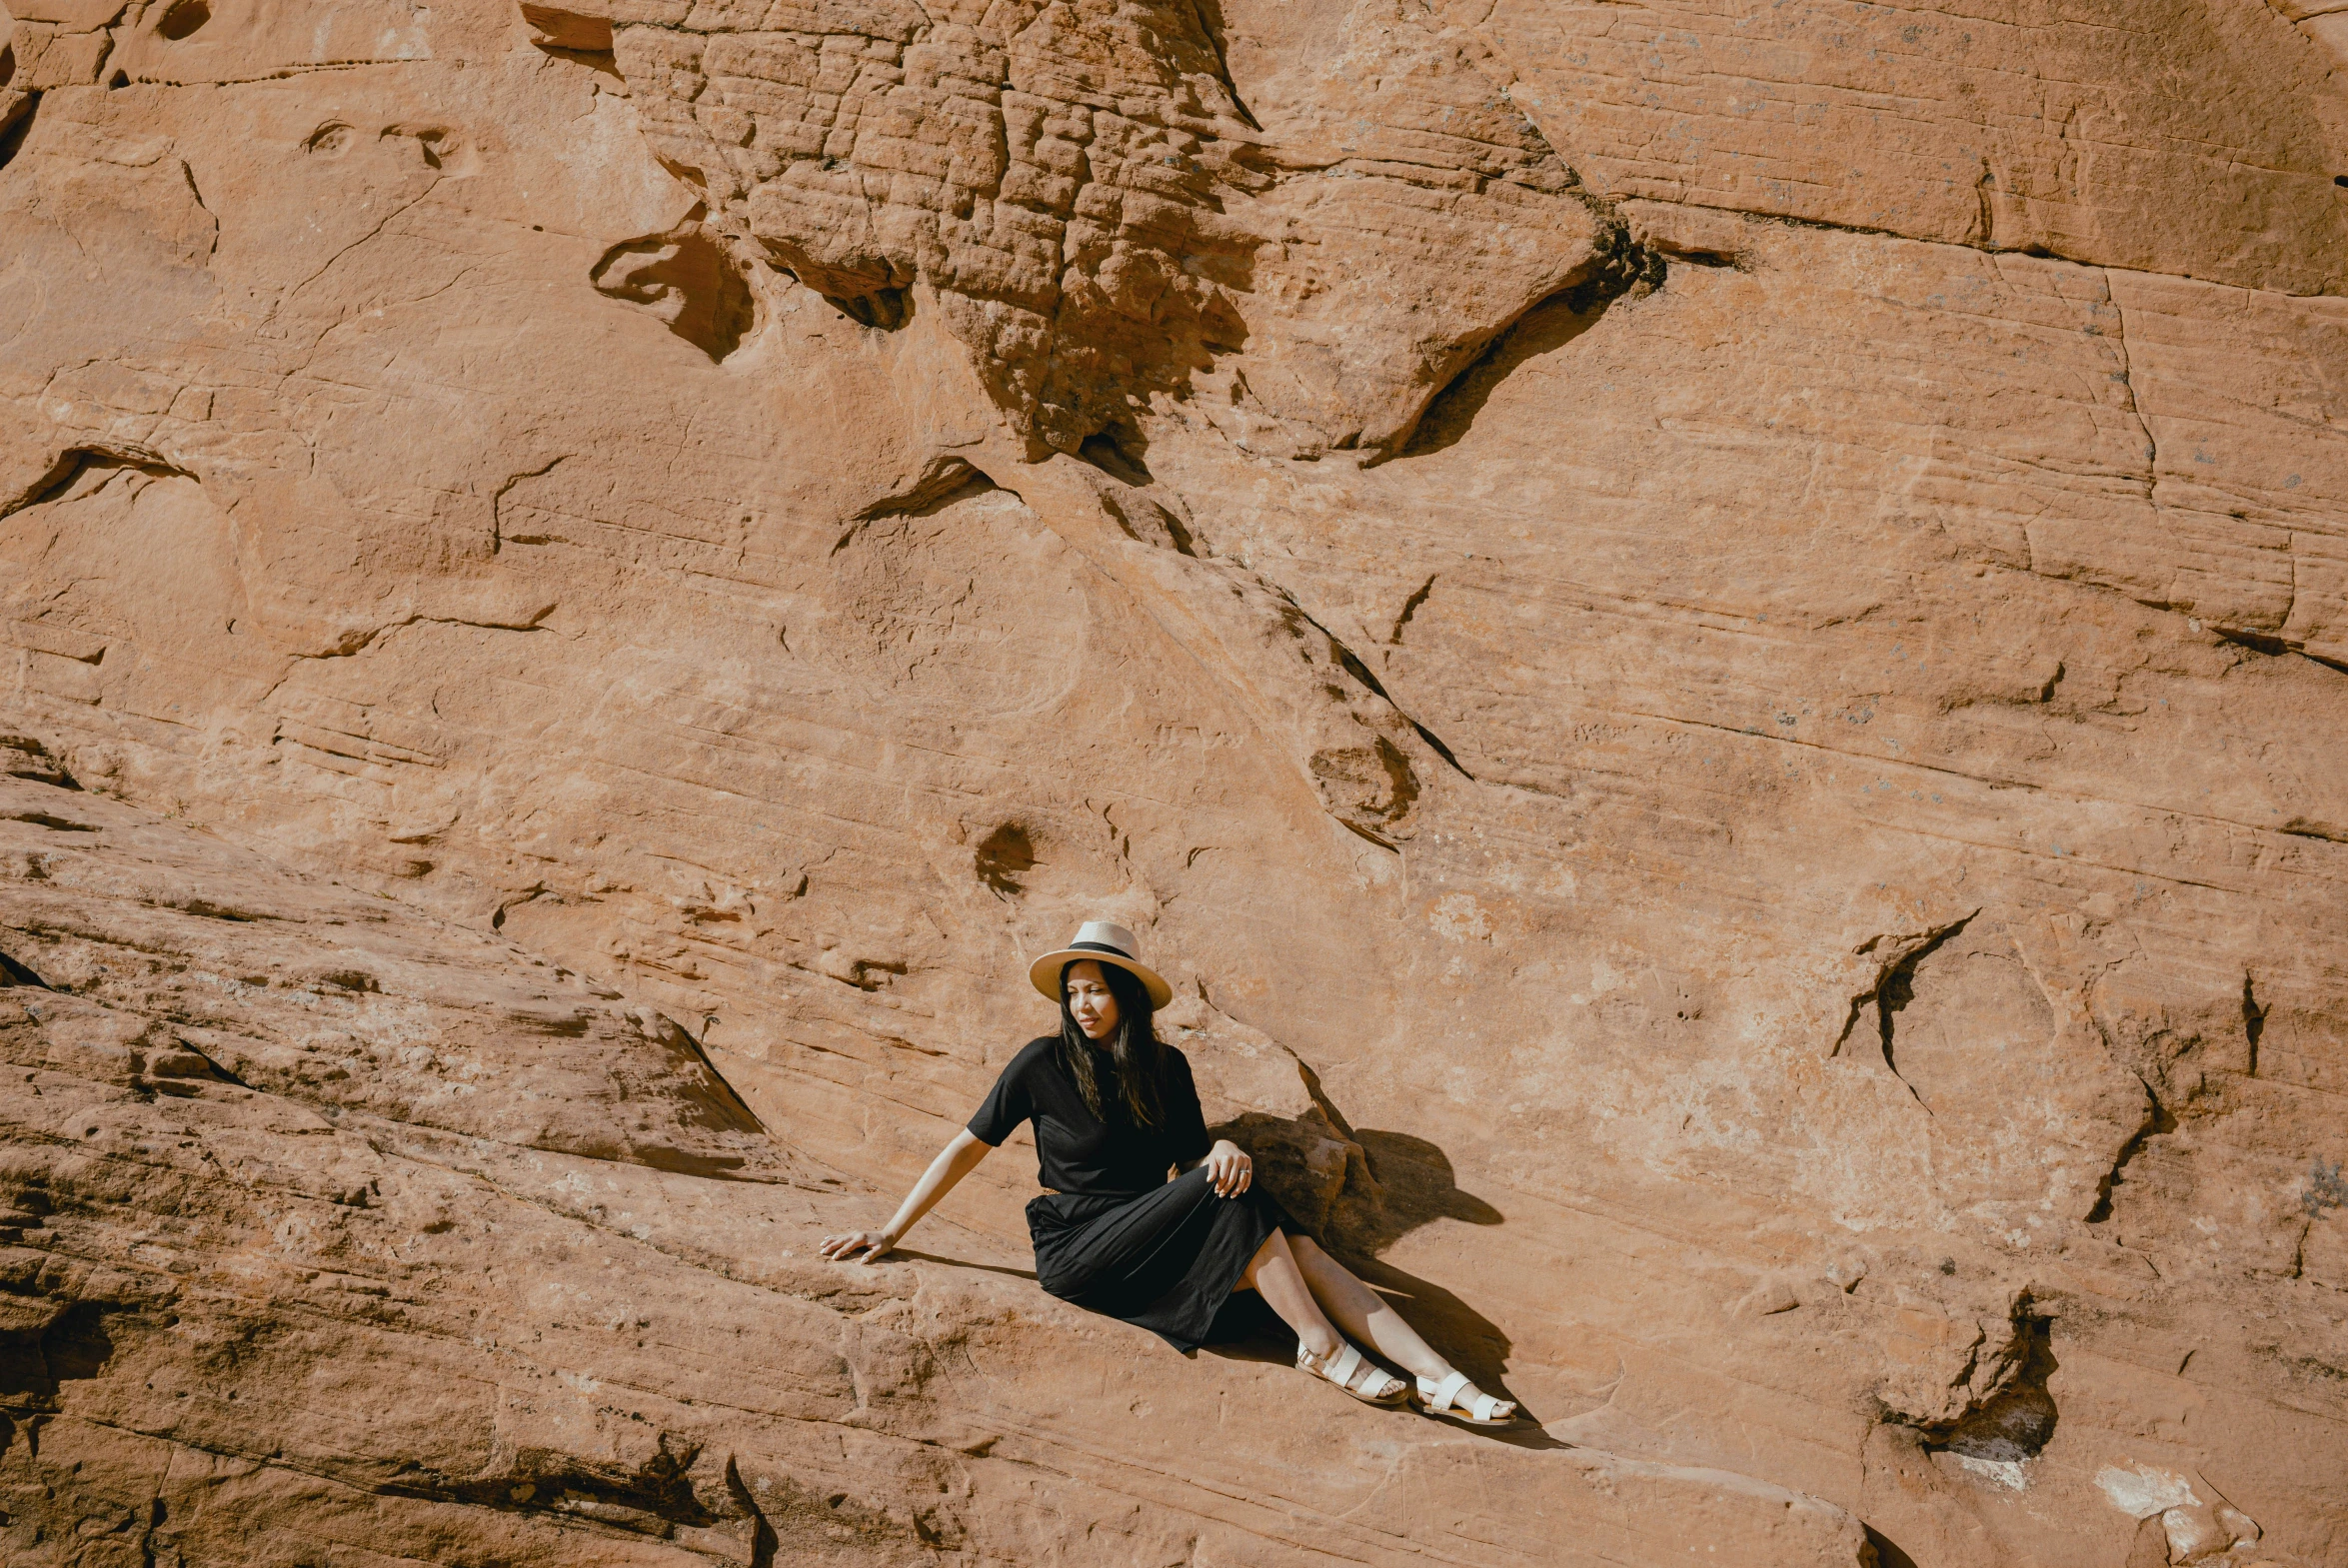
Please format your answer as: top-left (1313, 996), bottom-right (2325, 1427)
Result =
top-left (820, 1128), bottom-right (994, 1263)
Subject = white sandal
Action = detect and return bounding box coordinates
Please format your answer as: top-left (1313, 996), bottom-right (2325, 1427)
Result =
top-left (1297, 1341), bottom-right (1408, 1406)
top-left (1414, 1370), bottom-right (1517, 1427)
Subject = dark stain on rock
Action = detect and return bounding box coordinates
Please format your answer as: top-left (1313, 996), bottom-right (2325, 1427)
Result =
top-left (975, 823), bottom-right (1035, 897)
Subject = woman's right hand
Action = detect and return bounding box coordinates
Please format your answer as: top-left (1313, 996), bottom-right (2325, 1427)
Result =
top-left (820, 1229), bottom-right (897, 1265)
top-left (1201, 1138), bottom-right (1252, 1197)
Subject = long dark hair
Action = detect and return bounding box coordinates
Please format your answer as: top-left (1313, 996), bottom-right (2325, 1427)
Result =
top-left (1057, 959), bottom-right (1168, 1127)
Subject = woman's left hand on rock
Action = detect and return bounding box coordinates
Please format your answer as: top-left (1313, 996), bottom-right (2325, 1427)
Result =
top-left (821, 1228), bottom-right (897, 1264)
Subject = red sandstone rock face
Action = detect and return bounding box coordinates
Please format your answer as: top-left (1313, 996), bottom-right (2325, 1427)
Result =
top-left (1, 0), bottom-right (2345, 1562)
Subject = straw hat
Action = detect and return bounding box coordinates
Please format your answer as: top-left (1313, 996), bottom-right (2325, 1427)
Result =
top-left (1027, 920), bottom-right (1174, 1008)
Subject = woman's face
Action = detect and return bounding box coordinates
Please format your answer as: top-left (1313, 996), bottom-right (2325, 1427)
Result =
top-left (1065, 960), bottom-right (1121, 1041)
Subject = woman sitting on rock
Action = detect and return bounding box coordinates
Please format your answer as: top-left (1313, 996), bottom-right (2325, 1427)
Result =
top-left (821, 920), bottom-right (1516, 1426)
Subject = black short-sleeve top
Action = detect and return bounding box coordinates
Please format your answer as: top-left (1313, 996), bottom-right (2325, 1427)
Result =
top-left (967, 1035), bottom-right (1212, 1196)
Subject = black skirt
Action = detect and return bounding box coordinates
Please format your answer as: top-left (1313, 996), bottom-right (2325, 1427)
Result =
top-left (1027, 1164), bottom-right (1297, 1352)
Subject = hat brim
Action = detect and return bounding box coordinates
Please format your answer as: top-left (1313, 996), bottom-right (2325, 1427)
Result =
top-left (1029, 948), bottom-right (1174, 1009)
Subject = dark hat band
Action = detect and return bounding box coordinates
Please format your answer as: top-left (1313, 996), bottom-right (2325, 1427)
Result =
top-left (1066, 939), bottom-right (1136, 961)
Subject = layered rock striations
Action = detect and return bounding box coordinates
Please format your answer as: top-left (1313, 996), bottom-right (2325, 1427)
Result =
top-left (2, 0), bottom-right (2346, 1562)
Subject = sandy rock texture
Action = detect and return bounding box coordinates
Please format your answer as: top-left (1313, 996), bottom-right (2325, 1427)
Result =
top-left (0, 0), bottom-right (2345, 1560)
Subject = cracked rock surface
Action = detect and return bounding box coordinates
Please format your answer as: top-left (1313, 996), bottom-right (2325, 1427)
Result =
top-left (2, 0), bottom-right (2347, 1561)
top-left (543, 0), bottom-right (1616, 457)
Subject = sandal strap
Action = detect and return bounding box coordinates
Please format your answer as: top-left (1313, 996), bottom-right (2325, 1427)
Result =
top-left (1302, 1342), bottom-right (1399, 1399)
top-left (1425, 1370), bottom-right (1472, 1412)
top-left (1468, 1390), bottom-right (1505, 1421)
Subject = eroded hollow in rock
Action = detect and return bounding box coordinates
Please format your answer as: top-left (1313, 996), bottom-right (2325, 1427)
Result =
top-left (1078, 429), bottom-right (1155, 487)
top-left (405, 127), bottom-right (459, 172)
top-left (1929, 1318), bottom-right (2060, 1465)
top-left (975, 823), bottom-right (1036, 897)
top-left (521, 0), bottom-right (615, 54)
top-left (5, 447), bottom-right (196, 518)
top-left (156, 0), bottom-right (212, 39)
top-left (1309, 735), bottom-right (1418, 831)
top-left (0, 946), bottom-right (53, 987)
top-left (826, 285), bottom-right (912, 332)
top-left (591, 230), bottom-right (757, 362)
top-left (0, 1299), bottom-right (127, 1403)
top-left (0, 736), bottom-right (77, 789)
top-left (0, 89), bottom-right (37, 174)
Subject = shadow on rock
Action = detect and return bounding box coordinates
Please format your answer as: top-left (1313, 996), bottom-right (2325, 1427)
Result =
top-left (889, 1247), bottom-right (1037, 1282)
top-left (0, 1295), bottom-right (125, 1406)
top-left (1400, 292), bottom-right (1615, 458)
top-left (1208, 1111), bottom-right (1553, 1442)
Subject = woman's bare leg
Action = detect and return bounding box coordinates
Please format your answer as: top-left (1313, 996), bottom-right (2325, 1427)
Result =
top-left (1280, 1236), bottom-right (1444, 1380)
top-left (1239, 1229), bottom-right (1342, 1361)
top-left (1287, 1237), bottom-right (1514, 1414)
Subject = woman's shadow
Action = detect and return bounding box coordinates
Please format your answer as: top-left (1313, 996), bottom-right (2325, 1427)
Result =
top-left (1205, 1108), bottom-right (1563, 1448)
